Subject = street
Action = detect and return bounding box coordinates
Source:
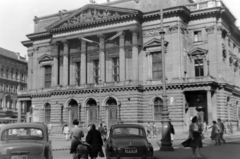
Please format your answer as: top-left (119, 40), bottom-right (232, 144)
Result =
top-left (51, 132), bottom-right (240, 159)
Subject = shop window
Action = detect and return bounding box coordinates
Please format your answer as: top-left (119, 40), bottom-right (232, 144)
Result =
top-left (195, 59), bottom-right (204, 77)
top-left (194, 31), bottom-right (202, 42)
top-left (44, 65), bottom-right (52, 88)
top-left (75, 62), bottom-right (81, 86)
top-left (152, 52), bottom-right (162, 80)
top-left (93, 60), bottom-right (100, 84)
top-left (112, 57), bottom-right (119, 82)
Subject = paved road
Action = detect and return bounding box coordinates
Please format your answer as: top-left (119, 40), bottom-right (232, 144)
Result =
top-left (51, 132), bottom-right (240, 159)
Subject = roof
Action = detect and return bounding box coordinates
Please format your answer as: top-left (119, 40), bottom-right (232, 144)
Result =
top-left (0, 47), bottom-right (18, 60)
top-left (0, 122), bottom-right (47, 131)
top-left (110, 124), bottom-right (144, 129)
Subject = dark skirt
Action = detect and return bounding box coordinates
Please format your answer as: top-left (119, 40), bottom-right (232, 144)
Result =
top-left (70, 139), bottom-right (81, 154)
top-left (89, 143), bottom-right (102, 157)
top-left (190, 132), bottom-right (203, 148)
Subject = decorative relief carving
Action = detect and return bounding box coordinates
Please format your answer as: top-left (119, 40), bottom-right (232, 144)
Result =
top-left (38, 46), bottom-right (51, 53)
top-left (222, 44), bottom-right (226, 61)
top-left (142, 27), bottom-right (169, 37)
top-left (205, 25), bottom-right (215, 34)
top-left (60, 9), bottom-right (121, 27)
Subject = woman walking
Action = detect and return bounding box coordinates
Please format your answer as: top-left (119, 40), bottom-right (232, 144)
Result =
top-left (210, 121), bottom-right (220, 145)
top-left (189, 116), bottom-right (203, 158)
top-left (86, 124), bottom-right (103, 159)
top-left (69, 120), bottom-right (85, 159)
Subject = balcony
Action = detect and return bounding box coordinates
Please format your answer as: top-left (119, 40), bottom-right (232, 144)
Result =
top-left (186, 0), bottom-right (222, 11)
top-left (183, 76), bottom-right (215, 83)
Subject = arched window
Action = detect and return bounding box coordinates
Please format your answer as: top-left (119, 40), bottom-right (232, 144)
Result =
top-left (44, 103), bottom-right (51, 123)
top-left (154, 97), bottom-right (163, 121)
top-left (87, 99), bottom-right (97, 121)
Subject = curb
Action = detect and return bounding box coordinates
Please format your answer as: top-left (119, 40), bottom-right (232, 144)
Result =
top-left (52, 148), bottom-right (70, 151)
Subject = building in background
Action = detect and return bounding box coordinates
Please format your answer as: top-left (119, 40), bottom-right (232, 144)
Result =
top-left (0, 47), bottom-right (27, 123)
top-left (20, 0), bottom-right (240, 133)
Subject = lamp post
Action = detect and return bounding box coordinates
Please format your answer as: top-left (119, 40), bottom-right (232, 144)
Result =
top-left (160, 0), bottom-right (174, 151)
top-left (99, 79), bottom-right (102, 124)
top-left (81, 32), bottom-right (123, 126)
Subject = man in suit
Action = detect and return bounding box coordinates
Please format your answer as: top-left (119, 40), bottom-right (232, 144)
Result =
top-left (217, 118), bottom-right (226, 144)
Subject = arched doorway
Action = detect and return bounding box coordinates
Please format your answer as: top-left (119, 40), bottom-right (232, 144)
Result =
top-left (44, 103), bottom-right (51, 123)
top-left (87, 98), bottom-right (98, 125)
top-left (154, 97), bottom-right (163, 121)
top-left (106, 97), bottom-right (118, 127)
top-left (68, 100), bottom-right (78, 126)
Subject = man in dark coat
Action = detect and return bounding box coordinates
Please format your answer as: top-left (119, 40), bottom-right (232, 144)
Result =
top-left (86, 124), bottom-right (103, 159)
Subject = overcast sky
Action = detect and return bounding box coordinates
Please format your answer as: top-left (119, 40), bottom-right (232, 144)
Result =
top-left (0, 0), bottom-right (239, 57)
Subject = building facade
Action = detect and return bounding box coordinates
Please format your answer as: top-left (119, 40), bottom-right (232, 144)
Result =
top-left (0, 47), bottom-right (27, 123)
top-left (20, 0), bottom-right (240, 132)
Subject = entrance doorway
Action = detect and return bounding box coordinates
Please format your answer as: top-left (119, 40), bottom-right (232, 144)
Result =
top-left (106, 97), bottom-right (118, 127)
top-left (87, 99), bottom-right (98, 125)
top-left (185, 91), bottom-right (208, 124)
top-left (68, 100), bottom-right (78, 126)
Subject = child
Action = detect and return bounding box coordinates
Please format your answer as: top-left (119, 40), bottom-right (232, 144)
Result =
top-left (63, 124), bottom-right (70, 141)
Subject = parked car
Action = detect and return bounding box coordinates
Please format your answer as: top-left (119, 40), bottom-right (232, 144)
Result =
top-left (0, 122), bottom-right (53, 159)
top-left (105, 124), bottom-right (154, 159)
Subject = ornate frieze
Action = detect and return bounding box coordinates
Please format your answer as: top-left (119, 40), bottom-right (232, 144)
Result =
top-left (205, 25), bottom-right (215, 34)
top-left (60, 9), bottom-right (121, 28)
top-left (37, 46), bottom-right (51, 53)
top-left (142, 27), bottom-right (169, 37)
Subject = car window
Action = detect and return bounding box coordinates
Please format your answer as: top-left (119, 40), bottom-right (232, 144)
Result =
top-left (1, 128), bottom-right (43, 141)
top-left (112, 127), bottom-right (146, 137)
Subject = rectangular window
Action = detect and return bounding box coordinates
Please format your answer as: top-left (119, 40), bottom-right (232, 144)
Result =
top-left (93, 60), bottom-right (100, 84)
top-left (44, 65), bottom-right (52, 88)
top-left (75, 62), bottom-right (81, 86)
top-left (194, 31), bottom-right (202, 42)
top-left (11, 69), bottom-right (14, 79)
top-left (152, 53), bottom-right (162, 80)
top-left (0, 67), bottom-right (3, 77)
top-left (112, 57), bottom-right (119, 82)
top-left (6, 69), bottom-right (8, 78)
top-left (195, 59), bottom-right (204, 77)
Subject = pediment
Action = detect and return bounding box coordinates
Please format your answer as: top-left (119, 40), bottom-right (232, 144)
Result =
top-left (46, 4), bottom-right (140, 31)
top-left (38, 54), bottom-right (53, 63)
top-left (188, 47), bottom-right (208, 56)
top-left (143, 38), bottom-right (169, 51)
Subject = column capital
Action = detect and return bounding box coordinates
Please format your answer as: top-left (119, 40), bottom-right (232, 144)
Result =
top-left (62, 40), bottom-right (69, 46)
top-left (130, 28), bottom-right (140, 36)
top-left (97, 34), bottom-right (105, 40)
top-left (119, 31), bottom-right (125, 38)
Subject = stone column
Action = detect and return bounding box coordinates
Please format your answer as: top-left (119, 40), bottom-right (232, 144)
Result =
top-left (207, 90), bottom-right (213, 124)
top-left (17, 101), bottom-right (22, 123)
top-left (41, 66), bottom-right (45, 88)
top-left (119, 32), bottom-right (125, 82)
top-left (131, 29), bottom-right (139, 81)
top-left (98, 34), bottom-right (105, 83)
top-left (27, 49), bottom-right (33, 90)
top-left (70, 57), bottom-right (75, 85)
top-left (62, 40), bottom-right (69, 86)
top-left (51, 43), bottom-right (59, 87)
top-left (80, 40), bottom-right (87, 85)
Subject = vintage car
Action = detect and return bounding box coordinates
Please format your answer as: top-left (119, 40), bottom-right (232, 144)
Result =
top-left (105, 124), bottom-right (154, 159)
top-left (0, 122), bottom-right (53, 159)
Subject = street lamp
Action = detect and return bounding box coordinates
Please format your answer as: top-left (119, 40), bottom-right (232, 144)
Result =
top-left (159, 0), bottom-right (174, 151)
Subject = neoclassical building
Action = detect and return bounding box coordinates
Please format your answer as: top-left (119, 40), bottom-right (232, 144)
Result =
top-left (20, 0), bottom-right (240, 132)
top-left (0, 47), bottom-right (27, 123)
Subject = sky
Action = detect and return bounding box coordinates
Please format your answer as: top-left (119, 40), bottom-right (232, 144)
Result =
top-left (0, 0), bottom-right (239, 57)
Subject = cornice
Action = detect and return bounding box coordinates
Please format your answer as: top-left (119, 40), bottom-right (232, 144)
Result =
top-left (26, 31), bottom-right (52, 41)
top-left (21, 40), bottom-right (33, 48)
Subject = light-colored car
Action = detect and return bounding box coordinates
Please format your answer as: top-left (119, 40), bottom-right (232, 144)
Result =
top-left (105, 124), bottom-right (154, 159)
top-left (0, 122), bottom-right (53, 159)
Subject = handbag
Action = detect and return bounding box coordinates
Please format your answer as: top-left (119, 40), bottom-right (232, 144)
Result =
top-left (98, 148), bottom-right (105, 157)
top-left (181, 138), bottom-right (192, 147)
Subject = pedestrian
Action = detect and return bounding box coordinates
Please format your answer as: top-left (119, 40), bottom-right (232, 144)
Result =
top-left (189, 116), bottom-right (203, 158)
top-left (153, 122), bottom-right (157, 138)
top-left (103, 125), bottom-right (108, 141)
top-left (169, 119), bottom-right (175, 142)
top-left (63, 124), bottom-right (70, 141)
top-left (229, 122), bottom-right (233, 134)
top-left (217, 118), bottom-right (226, 144)
top-left (210, 121), bottom-right (220, 145)
top-left (86, 124), bottom-right (104, 159)
top-left (98, 123), bottom-right (105, 139)
top-left (146, 122), bottom-right (151, 138)
top-left (203, 121), bottom-right (208, 134)
top-left (70, 119), bottom-right (85, 159)
top-left (48, 123), bottom-right (52, 136)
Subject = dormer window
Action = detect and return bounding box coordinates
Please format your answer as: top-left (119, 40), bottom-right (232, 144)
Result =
top-left (194, 31), bottom-right (202, 42)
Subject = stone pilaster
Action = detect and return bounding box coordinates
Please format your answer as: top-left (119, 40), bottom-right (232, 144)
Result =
top-left (17, 101), bottom-right (21, 123)
top-left (62, 40), bottom-right (69, 86)
top-left (131, 29), bottom-right (139, 81)
top-left (27, 49), bottom-right (33, 90)
top-left (51, 43), bottom-right (59, 87)
top-left (98, 34), bottom-right (105, 83)
top-left (81, 40), bottom-right (87, 85)
top-left (119, 31), bottom-right (125, 82)
top-left (207, 90), bottom-right (213, 124)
